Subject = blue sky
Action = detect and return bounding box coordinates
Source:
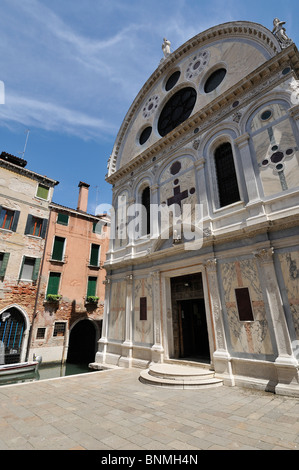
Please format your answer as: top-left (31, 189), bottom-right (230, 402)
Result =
top-left (0, 0), bottom-right (298, 214)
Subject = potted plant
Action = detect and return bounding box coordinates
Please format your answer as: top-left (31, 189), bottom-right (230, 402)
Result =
top-left (86, 296), bottom-right (99, 304)
top-left (46, 294), bottom-right (62, 303)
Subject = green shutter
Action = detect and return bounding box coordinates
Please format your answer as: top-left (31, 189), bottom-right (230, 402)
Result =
top-left (52, 237), bottom-right (65, 261)
top-left (40, 219), bottom-right (48, 239)
top-left (93, 221), bottom-right (102, 234)
top-left (24, 214), bottom-right (33, 235)
top-left (46, 272), bottom-right (61, 295)
top-left (32, 258), bottom-right (41, 281)
top-left (57, 213), bottom-right (69, 225)
top-left (36, 184), bottom-right (49, 200)
top-left (90, 244), bottom-right (99, 266)
top-left (0, 253), bottom-right (10, 277)
top-left (11, 211), bottom-right (20, 232)
top-left (87, 277), bottom-right (97, 297)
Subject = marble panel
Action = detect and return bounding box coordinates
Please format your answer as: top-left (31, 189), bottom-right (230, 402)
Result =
top-left (252, 118), bottom-right (299, 196)
top-left (278, 251), bottom-right (299, 340)
top-left (133, 277), bottom-right (153, 344)
top-left (220, 258), bottom-right (273, 356)
top-left (108, 280), bottom-right (126, 341)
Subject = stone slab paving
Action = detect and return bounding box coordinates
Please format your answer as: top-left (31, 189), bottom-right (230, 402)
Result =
top-left (0, 367), bottom-right (299, 450)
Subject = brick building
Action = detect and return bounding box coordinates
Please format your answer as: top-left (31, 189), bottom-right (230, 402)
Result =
top-left (29, 182), bottom-right (110, 365)
top-left (0, 152), bottom-right (58, 364)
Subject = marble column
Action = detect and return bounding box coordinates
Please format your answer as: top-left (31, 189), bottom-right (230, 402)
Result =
top-left (205, 258), bottom-right (235, 386)
top-left (254, 248), bottom-right (299, 395)
top-left (150, 270), bottom-right (164, 363)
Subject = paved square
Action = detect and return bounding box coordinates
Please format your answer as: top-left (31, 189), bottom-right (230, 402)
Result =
top-left (0, 368), bottom-right (299, 450)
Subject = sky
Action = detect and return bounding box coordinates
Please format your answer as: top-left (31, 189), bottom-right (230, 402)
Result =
top-left (0, 0), bottom-right (298, 215)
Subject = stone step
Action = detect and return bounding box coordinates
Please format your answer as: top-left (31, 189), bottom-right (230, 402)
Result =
top-left (139, 363), bottom-right (223, 389)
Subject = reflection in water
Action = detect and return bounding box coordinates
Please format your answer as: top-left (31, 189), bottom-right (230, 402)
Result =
top-left (0, 362), bottom-right (95, 386)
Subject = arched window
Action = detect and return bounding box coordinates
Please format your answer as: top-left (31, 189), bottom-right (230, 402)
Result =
top-left (214, 142), bottom-right (240, 207)
top-left (141, 186), bottom-right (150, 236)
top-left (0, 308), bottom-right (26, 364)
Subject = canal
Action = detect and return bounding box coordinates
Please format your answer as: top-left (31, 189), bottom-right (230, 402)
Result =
top-left (0, 362), bottom-right (96, 386)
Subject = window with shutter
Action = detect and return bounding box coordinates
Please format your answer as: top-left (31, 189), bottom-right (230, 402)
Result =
top-left (46, 272), bottom-right (61, 296)
top-left (20, 257), bottom-right (35, 280)
top-left (93, 221), bottom-right (102, 234)
top-left (52, 236), bottom-right (65, 261)
top-left (0, 253), bottom-right (10, 278)
top-left (36, 184), bottom-right (49, 200)
top-left (0, 208), bottom-right (15, 230)
top-left (90, 244), bottom-right (100, 266)
top-left (87, 276), bottom-right (97, 297)
top-left (25, 215), bottom-right (43, 237)
top-left (57, 213), bottom-right (69, 226)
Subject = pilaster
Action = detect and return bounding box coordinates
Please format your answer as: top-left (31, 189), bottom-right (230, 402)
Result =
top-left (119, 274), bottom-right (134, 367)
top-left (95, 276), bottom-right (111, 365)
top-left (234, 133), bottom-right (261, 203)
top-left (150, 270), bottom-right (164, 363)
top-left (254, 248), bottom-right (299, 395)
top-left (205, 258), bottom-right (234, 386)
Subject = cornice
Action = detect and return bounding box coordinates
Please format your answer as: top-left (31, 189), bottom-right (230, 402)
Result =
top-left (0, 159), bottom-right (59, 186)
top-left (107, 44), bottom-right (299, 185)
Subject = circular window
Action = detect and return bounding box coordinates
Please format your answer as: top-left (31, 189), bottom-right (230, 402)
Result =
top-left (165, 71), bottom-right (181, 91)
top-left (139, 126), bottom-right (152, 145)
top-left (260, 110), bottom-right (272, 121)
top-left (158, 87), bottom-right (197, 137)
top-left (204, 68), bottom-right (227, 93)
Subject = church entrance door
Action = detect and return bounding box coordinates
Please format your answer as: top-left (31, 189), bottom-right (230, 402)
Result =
top-left (178, 299), bottom-right (210, 361)
top-left (170, 273), bottom-right (210, 363)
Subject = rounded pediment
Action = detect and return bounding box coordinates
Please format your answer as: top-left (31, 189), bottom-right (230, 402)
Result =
top-left (108, 21), bottom-right (282, 178)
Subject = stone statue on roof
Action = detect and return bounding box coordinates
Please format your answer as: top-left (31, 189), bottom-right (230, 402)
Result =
top-left (162, 38), bottom-right (171, 58)
top-left (272, 18), bottom-right (293, 48)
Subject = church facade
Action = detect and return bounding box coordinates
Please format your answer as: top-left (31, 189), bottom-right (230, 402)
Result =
top-left (93, 20), bottom-right (299, 397)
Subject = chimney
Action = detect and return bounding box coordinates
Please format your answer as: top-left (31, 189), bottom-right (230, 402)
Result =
top-left (77, 181), bottom-right (90, 212)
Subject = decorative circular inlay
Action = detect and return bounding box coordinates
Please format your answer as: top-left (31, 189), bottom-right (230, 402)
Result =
top-left (204, 68), bottom-right (227, 93)
top-left (170, 161), bottom-right (182, 175)
top-left (142, 95), bottom-right (159, 119)
top-left (260, 109), bottom-right (272, 121)
top-left (139, 126), bottom-right (152, 145)
top-left (185, 50), bottom-right (210, 80)
top-left (261, 146), bottom-right (295, 173)
top-left (165, 71), bottom-right (181, 91)
top-left (282, 67), bottom-right (291, 75)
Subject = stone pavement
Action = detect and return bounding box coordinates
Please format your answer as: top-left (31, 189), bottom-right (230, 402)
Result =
top-left (0, 367), bottom-right (299, 450)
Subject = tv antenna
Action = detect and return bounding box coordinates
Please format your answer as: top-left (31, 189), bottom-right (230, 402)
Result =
top-left (18, 129), bottom-right (30, 159)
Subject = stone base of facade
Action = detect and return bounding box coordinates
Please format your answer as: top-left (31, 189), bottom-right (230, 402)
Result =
top-left (214, 356), bottom-right (299, 397)
top-left (93, 343), bottom-right (299, 397)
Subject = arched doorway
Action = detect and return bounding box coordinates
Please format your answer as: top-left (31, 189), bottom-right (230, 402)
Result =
top-left (66, 319), bottom-right (97, 365)
top-left (0, 307), bottom-right (27, 364)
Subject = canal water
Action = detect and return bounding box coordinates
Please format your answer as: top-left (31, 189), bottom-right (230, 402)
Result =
top-left (0, 362), bottom-right (96, 387)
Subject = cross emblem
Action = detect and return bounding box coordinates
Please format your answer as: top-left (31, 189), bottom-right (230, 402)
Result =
top-left (167, 185), bottom-right (189, 208)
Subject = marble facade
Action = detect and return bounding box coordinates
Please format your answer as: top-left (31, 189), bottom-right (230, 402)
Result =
top-left (93, 21), bottom-right (299, 396)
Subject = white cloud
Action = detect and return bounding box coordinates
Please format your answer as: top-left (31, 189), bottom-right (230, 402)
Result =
top-left (1, 93), bottom-right (117, 140)
top-left (0, 0), bottom-right (243, 140)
